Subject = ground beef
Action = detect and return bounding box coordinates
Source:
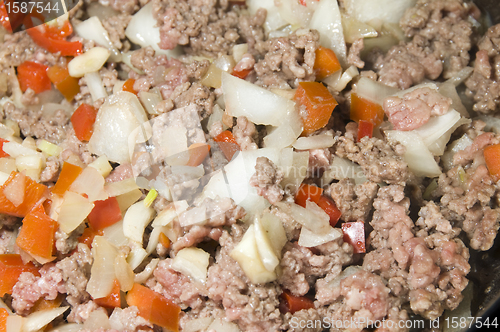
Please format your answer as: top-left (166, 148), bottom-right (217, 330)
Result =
top-left (60, 128), bottom-right (96, 165)
top-left (108, 307), bottom-right (153, 331)
top-left (0, 226), bottom-right (15, 254)
top-left (374, 0), bottom-right (473, 88)
top-left (3, 103), bottom-right (69, 144)
top-left (40, 156), bottom-right (60, 183)
top-left (172, 197), bottom-right (245, 251)
top-left (333, 129), bottom-right (409, 185)
top-left (328, 179), bottom-right (379, 222)
top-left (232, 116), bottom-right (258, 150)
top-left (101, 14), bottom-right (132, 52)
top-left (166, 81), bottom-right (215, 119)
top-left (54, 224), bottom-right (84, 255)
top-left (465, 24), bottom-right (500, 113)
top-left (250, 156), bottom-right (284, 205)
top-left (153, 0), bottom-right (265, 57)
top-left (105, 163), bottom-right (134, 182)
top-left (347, 39), bottom-right (365, 69)
top-left (383, 87), bottom-right (453, 130)
top-left (254, 30), bottom-right (319, 88)
top-left (67, 300), bottom-right (106, 324)
top-left (98, 0), bottom-right (138, 14)
top-left (279, 239), bottom-right (352, 298)
top-left (308, 148), bottom-right (331, 177)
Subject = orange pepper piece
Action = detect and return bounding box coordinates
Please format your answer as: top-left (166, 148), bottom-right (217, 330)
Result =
top-left (0, 171), bottom-right (48, 217)
top-left (350, 93), bottom-right (385, 127)
top-left (314, 46), bottom-right (341, 80)
top-left (52, 162), bottom-right (83, 196)
top-left (94, 279), bottom-right (121, 309)
top-left (0, 254), bottom-right (39, 296)
top-left (294, 82), bottom-right (338, 135)
top-left (47, 65), bottom-right (80, 101)
top-left (71, 103), bottom-right (98, 142)
top-left (87, 197), bottom-right (122, 231)
top-left (214, 130), bottom-right (240, 161)
top-left (484, 144), bottom-right (500, 180)
top-left (294, 183), bottom-right (323, 208)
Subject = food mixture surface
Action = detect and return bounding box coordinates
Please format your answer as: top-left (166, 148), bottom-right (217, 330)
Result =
top-left (1, 0), bottom-right (500, 331)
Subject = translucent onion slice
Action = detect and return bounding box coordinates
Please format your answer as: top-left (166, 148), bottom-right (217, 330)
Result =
top-left (70, 166), bottom-right (107, 202)
top-left (122, 200), bottom-right (156, 244)
top-left (57, 191), bottom-right (94, 234)
top-left (86, 236), bottom-right (117, 299)
top-left (171, 247), bottom-right (211, 284)
top-left (292, 133), bottom-right (335, 150)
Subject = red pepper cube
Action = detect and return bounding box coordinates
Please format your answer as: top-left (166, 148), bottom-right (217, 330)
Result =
top-left (71, 103), bottom-right (98, 142)
top-left (17, 61), bottom-right (51, 94)
top-left (341, 221), bottom-right (366, 254)
top-left (87, 197), bottom-right (122, 231)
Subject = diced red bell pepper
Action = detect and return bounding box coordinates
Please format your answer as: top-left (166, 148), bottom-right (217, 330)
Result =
top-left (341, 221), bottom-right (366, 254)
top-left (17, 61), bottom-right (51, 94)
top-left (94, 279), bottom-right (121, 308)
top-left (87, 197), bottom-right (122, 231)
top-left (71, 103), bottom-right (98, 142)
top-left (0, 0), bottom-right (26, 33)
top-left (122, 79), bottom-right (137, 95)
top-left (47, 65), bottom-right (80, 101)
top-left (484, 144), bottom-right (500, 180)
top-left (350, 93), bottom-right (385, 127)
top-left (0, 138), bottom-right (9, 158)
top-left (0, 171), bottom-right (48, 217)
top-left (214, 130), bottom-right (240, 161)
top-left (51, 162), bottom-right (83, 196)
top-left (316, 195), bottom-right (341, 227)
top-left (279, 290), bottom-right (315, 314)
top-left (0, 307), bottom-right (7, 332)
top-left (294, 82), bottom-right (338, 135)
top-left (16, 204), bottom-right (58, 261)
top-left (357, 120), bottom-right (374, 142)
top-left (314, 46), bottom-right (342, 80)
top-left (295, 183), bottom-right (323, 208)
top-left (77, 226), bottom-right (103, 248)
top-left (0, 254), bottom-right (39, 296)
top-left (126, 283), bottom-right (181, 332)
top-left (24, 14), bottom-right (82, 57)
top-left (0, 0), bottom-right (11, 32)
top-left (232, 68), bottom-right (252, 79)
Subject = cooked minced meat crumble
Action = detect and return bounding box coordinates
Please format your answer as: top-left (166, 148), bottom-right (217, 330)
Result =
top-left (0, 0), bottom-right (499, 331)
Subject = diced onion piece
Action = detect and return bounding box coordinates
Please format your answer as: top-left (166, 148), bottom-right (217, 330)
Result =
top-left (344, 0), bottom-right (416, 27)
top-left (281, 151), bottom-right (309, 194)
top-left (57, 191), bottom-right (94, 234)
top-left (138, 90), bottom-right (162, 115)
top-left (3, 171), bottom-right (25, 207)
top-left (355, 76), bottom-right (399, 105)
top-left (152, 201), bottom-right (188, 227)
top-left (7, 315), bottom-right (24, 332)
top-left (114, 254), bottom-right (134, 292)
top-left (70, 166), bottom-right (107, 202)
top-left (230, 224), bottom-right (276, 284)
top-left (0, 171), bottom-right (10, 186)
top-left (207, 318), bottom-right (241, 332)
top-left (309, 0), bottom-right (347, 67)
top-left (102, 220), bottom-right (129, 247)
top-left (0, 123), bottom-right (16, 141)
top-left (385, 130), bottom-right (441, 178)
top-left (263, 106), bottom-right (303, 149)
top-left (260, 210), bottom-right (287, 257)
top-left (412, 109), bottom-right (461, 155)
top-left (425, 116), bottom-right (470, 157)
top-left (183, 318), bottom-right (214, 332)
top-left (83, 310), bottom-right (111, 331)
top-left (3, 120), bottom-right (20, 138)
top-left (88, 156), bottom-right (113, 177)
top-left (134, 258), bottom-right (159, 284)
top-left (341, 15), bottom-right (378, 43)
top-left (2, 141), bottom-right (39, 158)
top-left (214, 55), bottom-right (236, 73)
top-left (247, 0), bottom-right (288, 32)
top-left (122, 200), bottom-right (156, 244)
top-left (46, 323), bottom-right (83, 332)
top-left (74, 16), bottom-right (121, 62)
top-left (121, 52), bottom-right (144, 74)
top-left (16, 154), bottom-right (46, 182)
top-left (84, 72), bottom-right (108, 102)
top-left (276, 0), bottom-right (314, 27)
top-left (36, 140), bottom-right (62, 157)
top-left (323, 66), bottom-right (358, 92)
top-left (68, 47), bottom-right (110, 78)
top-left (253, 215), bottom-right (280, 271)
top-left (87, 236), bottom-right (118, 299)
top-left (22, 307), bottom-right (69, 332)
top-left (322, 156), bottom-right (367, 185)
top-left (292, 133), bottom-right (335, 150)
top-left (200, 63), bottom-right (223, 89)
top-left (438, 82), bottom-right (469, 118)
top-left (88, 91), bottom-right (148, 164)
top-left (275, 201), bottom-right (331, 234)
top-left (232, 44), bottom-right (248, 63)
top-left (125, 2), bottom-right (182, 57)
top-left (298, 225), bottom-right (342, 247)
top-left (105, 178), bottom-right (140, 197)
top-left (126, 241), bottom-right (148, 270)
top-left (171, 247), bottom-right (210, 284)
top-left (0, 158), bottom-right (16, 174)
top-left (145, 226), bottom-right (163, 254)
top-left (207, 104), bottom-right (228, 132)
top-left (221, 72), bottom-right (296, 126)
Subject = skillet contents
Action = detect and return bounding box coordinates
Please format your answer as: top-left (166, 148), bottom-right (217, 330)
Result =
top-left (1, 0), bottom-right (500, 331)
